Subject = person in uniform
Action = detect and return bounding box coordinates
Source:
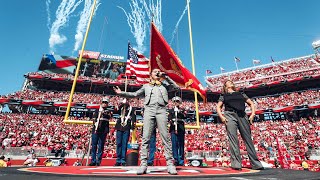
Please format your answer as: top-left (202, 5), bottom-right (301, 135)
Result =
top-left (114, 98), bottom-right (136, 166)
top-left (113, 68), bottom-right (179, 175)
top-left (169, 96), bottom-right (186, 166)
top-left (89, 97), bottom-right (112, 166)
top-left (216, 80), bottom-right (264, 170)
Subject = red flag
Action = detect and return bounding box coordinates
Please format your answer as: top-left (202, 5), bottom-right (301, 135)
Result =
top-left (150, 23), bottom-right (206, 100)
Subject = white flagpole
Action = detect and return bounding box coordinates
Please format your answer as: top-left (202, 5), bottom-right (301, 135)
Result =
top-left (235, 60), bottom-right (239, 71)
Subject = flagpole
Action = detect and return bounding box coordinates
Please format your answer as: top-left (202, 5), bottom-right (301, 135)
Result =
top-left (64, 0), bottom-right (97, 121)
top-left (187, 0), bottom-right (200, 128)
top-left (127, 42), bottom-right (136, 144)
top-left (235, 60), bottom-right (239, 71)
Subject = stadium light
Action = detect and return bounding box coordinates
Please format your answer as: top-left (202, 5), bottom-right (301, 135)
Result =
top-left (312, 40), bottom-right (320, 49)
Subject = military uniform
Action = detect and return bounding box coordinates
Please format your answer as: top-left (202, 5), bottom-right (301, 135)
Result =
top-left (169, 106), bottom-right (186, 166)
top-left (114, 103), bottom-right (136, 166)
top-left (89, 99), bottom-right (111, 166)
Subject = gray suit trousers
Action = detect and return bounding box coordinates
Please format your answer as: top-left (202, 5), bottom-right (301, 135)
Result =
top-left (224, 111), bottom-right (262, 169)
top-left (140, 105), bottom-right (173, 166)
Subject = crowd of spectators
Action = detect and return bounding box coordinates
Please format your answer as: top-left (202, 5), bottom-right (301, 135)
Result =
top-left (1, 58), bottom-right (320, 171)
top-left (2, 89), bottom-right (216, 112)
top-left (26, 72), bottom-right (139, 85)
top-left (3, 88), bottom-right (320, 113)
top-left (252, 89), bottom-right (320, 109)
top-left (1, 111), bottom-right (319, 171)
top-left (207, 56), bottom-right (320, 91)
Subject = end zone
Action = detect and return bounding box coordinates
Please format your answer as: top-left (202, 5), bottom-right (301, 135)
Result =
top-left (19, 166), bottom-right (259, 177)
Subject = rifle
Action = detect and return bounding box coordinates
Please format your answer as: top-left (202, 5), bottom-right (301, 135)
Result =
top-left (94, 105), bottom-right (104, 133)
top-left (174, 106), bottom-right (178, 134)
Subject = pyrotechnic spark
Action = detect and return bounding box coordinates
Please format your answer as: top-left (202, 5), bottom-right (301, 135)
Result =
top-left (73, 0), bottom-right (101, 52)
top-left (49, 0), bottom-right (83, 52)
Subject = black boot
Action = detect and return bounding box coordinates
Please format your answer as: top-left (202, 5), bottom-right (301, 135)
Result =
top-left (88, 162), bottom-right (96, 166)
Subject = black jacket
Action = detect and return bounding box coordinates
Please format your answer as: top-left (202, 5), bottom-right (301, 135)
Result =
top-left (92, 108), bottom-right (112, 134)
top-left (168, 107), bottom-right (186, 133)
top-left (115, 105), bottom-right (136, 131)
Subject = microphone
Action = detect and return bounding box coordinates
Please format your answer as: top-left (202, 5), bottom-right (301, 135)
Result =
top-left (156, 72), bottom-right (167, 77)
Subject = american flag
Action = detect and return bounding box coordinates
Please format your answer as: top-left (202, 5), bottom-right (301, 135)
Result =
top-left (125, 43), bottom-right (150, 84)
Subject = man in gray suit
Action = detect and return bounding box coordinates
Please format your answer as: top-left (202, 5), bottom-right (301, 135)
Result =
top-left (114, 68), bottom-right (179, 175)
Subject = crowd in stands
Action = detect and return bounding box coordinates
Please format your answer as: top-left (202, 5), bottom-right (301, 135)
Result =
top-left (1, 59), bottom-right (320, 171)
top-left (26, 72), bottom-right (139, 85)
top-left (2, 89), bottom-right (216, 112)
top-left (252, 89), bottom-right (320, 109)
top-left (3, 88), bottom-right (320, 113)
top-left (207, 56), bottom-right (320, 91)
top-left (1, 111), bottom-right (320, 171)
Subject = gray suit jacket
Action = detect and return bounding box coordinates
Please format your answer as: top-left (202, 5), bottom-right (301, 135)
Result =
top-left (118, 77), bottom-right (179, 106)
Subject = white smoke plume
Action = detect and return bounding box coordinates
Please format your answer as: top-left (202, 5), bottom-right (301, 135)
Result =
top-left (140, 0), bottom-right (162, 33)
top-left (170, 0), bottom-right (190, 45)
top-left (73, 0), bottom-right (101, 53)
top-left (46, 0), bottom-right (51, 31)
top-left (118, 0), bottom-right (147, 53)
top-left (49, 0), bottom-right (83, 53)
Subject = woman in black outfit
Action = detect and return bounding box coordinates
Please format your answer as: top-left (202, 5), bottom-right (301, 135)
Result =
top-left (216, 80), bottom-right (264, 170)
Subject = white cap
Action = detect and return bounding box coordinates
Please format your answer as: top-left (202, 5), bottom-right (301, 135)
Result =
top-left (172, 96), bottom-right (182, 103)
top-left (102, 97), bottom-right (109, 103)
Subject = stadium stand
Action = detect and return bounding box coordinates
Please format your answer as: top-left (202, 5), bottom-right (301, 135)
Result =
top-left (0, 53), bottom-right (319, 172)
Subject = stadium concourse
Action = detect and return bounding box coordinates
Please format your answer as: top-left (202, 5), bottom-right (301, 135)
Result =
top-left (0, 53), bottom-right (320, 179)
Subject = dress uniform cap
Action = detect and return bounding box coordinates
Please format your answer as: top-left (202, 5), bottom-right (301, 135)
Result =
top-left (172, 96), bottom-right (182, 102)
top-left (102, 97), bottom-right (109, 103)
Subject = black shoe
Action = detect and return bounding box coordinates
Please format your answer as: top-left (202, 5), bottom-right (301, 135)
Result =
top-left (96, 163), bottom-right (101, 166)
top-left (88, 162), bottom-right (96, 166)
top-left (231, 167), bottom-right (242, 171)
top-left (174, 162), bottom-right (179, 166)
top-left (121, 162), bottom-right (126, 166)
top-left (147, 162), bottom-right (154, 166)
top-left (253, 167), bottom-right (264, 170)
top-left (114, 162), bottom-right (121, 166)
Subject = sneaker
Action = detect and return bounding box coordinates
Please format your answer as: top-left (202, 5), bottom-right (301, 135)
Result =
top-left (147, 162), bottom-right (154, 166)
top-left (136, 166), bottom-right (147, 175)
top-left (114, 162), bottom-right (121, 166)
top-left (167, 165), bottom-right (178, 175)
top-left (88, 162), bottom-right (96, 166)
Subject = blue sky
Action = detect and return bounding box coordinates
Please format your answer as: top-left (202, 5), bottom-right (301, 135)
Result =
top-left (0, 0), bottom-right (320, 95)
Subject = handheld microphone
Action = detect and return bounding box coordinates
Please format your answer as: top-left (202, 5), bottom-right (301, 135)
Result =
top-left (156, 72), bottom-right (167, 77)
